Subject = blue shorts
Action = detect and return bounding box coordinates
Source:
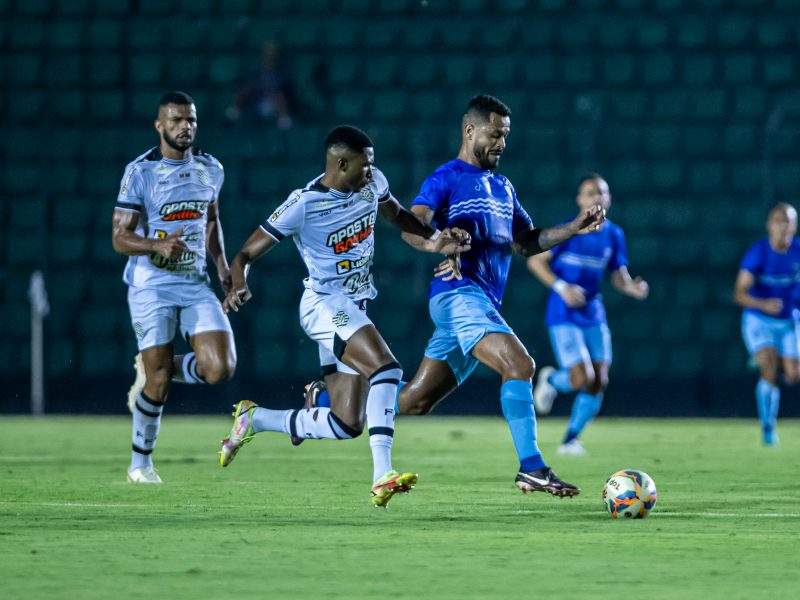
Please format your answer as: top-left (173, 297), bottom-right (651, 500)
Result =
top-left (549, 323), bottom-right (612, 369)
top-left (424, 285), bottom-right (516, 385)
top-left (742, 312), bottom-right (800, 358)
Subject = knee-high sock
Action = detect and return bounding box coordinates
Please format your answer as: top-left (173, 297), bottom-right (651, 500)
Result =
top-left (367, 363), bottom-right (403, 482)
top-left (131, 392), bottom-right (164, 470)
top-left (316, 380), bottom-right (407, 413)
top-left (756, 379), bottom-right (780, 433)
top-left (563, 392), bottom-right (604, 444)
top-left (173, 353), bottom-right (205, 384)
top-left (251, 406), bottom-right (358, 440)
top-left (548, 368), bottom-right (574, 393)
top-left (500, 380), bottom-right (546, 472)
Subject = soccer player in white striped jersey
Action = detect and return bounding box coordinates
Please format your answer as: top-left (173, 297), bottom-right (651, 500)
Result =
top-left (112, 91), bottom-right (237, 484)
top-left (218, 125), bottom-right (470, 507)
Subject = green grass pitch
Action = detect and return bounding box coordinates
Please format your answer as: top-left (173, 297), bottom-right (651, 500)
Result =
top-left (1, 416), bottom-right (798, 599)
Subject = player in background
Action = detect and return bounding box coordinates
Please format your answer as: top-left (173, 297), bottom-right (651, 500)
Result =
top-left (112, 91), bottom-right (236, 484)
top-left (527, 174), bottom-right (649, 456)
top-left (734, 203), bottom-right (800, 446)
top-left (218, 125), bottom-right (470, 507)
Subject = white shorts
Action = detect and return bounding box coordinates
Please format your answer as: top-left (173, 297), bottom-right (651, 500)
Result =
top-left (127, 283), bottom-right (232, 351)
top-left (299, 288), bottom-right (373, 376)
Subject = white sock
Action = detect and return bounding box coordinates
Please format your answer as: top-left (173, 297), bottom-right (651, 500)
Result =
top-left (367, 363), bottom-right (403, 482)
top-left (130, 392), bottom-right (163, 470)
top-left (173, 352), bottom-right (204, 384)
top-left (251, 406), bottom-right (356, 440)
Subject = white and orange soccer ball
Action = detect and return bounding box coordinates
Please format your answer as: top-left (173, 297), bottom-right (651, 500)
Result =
top-left (602, 469), bottom-right (657, 519)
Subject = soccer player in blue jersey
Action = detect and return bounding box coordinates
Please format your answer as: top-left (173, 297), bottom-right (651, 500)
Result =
top-left (734, 203), bottom-right (800, 446)
top-left (527, 174), bottom-right (649, 456)
top-left (112, 92), bottom-right (236, 483)
top-left (384, 95), bottom-right (606, 497)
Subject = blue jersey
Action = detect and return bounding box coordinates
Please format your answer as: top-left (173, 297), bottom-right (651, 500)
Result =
top-left (412, 159), bottom-right (533, 308)
top-left (546, 220), bottom-right (628, 327)
top-left (740, 237), bottom-right (800, 321)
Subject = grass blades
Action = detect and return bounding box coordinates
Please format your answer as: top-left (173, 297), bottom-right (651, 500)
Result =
top-left (1, 416), bottom-right (798, 599)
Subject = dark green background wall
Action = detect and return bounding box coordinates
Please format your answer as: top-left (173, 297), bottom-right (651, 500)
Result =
top-left (2, 0), bottom-right (800, 416)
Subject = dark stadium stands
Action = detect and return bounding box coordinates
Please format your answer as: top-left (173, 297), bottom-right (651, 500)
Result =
top-left (1, 0), bottom-right (799, 414)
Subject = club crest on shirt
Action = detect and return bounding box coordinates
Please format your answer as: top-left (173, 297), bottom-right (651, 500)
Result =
top-left (359, 186), bottom-right (375, 202)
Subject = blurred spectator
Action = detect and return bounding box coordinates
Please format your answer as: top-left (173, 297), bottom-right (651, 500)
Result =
top-left (225, 41), bottom-right (294, 130)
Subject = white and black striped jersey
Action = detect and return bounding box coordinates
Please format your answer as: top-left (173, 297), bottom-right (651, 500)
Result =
top-left (262, 167), bottom-right (391, 301)
top-left (115, 147), bottom-right (224, 287)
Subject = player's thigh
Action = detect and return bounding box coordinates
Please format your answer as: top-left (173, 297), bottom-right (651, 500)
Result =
top-left (741, 312), bottom-right (778, 357)
top-left (127, 286), bottom-right (179, 351)
top-left (471, 332), bottom-right (535, 381)
top-left (179, 285), bottom-right (234, 351)
top-left (299, 290), bottom-right (390, 377)
top-left (399, 356), bottom-right (459, 415)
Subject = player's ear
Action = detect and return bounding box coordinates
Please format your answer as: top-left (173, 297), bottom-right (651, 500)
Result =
top-left (154, 118), bottom-right (162, 135)
top-left (464, 122), bottom-right (474, 140)
top-left (337, 157), bottom-right (348, 172)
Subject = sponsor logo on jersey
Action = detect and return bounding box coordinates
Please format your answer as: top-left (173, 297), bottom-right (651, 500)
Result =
top-left (335, 254), bottom-right (372, 274)
top-left (326, 212), bottom-right (376, 254)
top-left (332, 311), bottom-right (350, 327)
top-left (159, 200), bottom-right (209, 221)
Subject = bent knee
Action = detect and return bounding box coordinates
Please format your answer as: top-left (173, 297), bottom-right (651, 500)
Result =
top-left (201, 364), bottom-right (235, 385)
top-left (507, 355), bottom-right (535, 381)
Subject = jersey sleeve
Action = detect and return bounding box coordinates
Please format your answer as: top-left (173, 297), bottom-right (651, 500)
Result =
top-left (412, 169), bottom-right (449, 212)
top-left (510, 184), bottom-right (533, 235)
top-left (115, 164), bottom-right (145, 212)
top-left (740, 242), bottom-right (762, 274)
top-left (608, 224), bottom-right (630, 271)
top-left (262, 191), bottom-right (305, 241)
top-left (370, 167), bottom-right (391, 203)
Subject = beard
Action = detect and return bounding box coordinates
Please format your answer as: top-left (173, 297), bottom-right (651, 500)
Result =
top-left (163, 130), bottom-right (193, 152)
top-left (474, 147), bottom-right (500, 170)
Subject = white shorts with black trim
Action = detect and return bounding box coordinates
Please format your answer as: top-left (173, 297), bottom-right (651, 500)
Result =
top-left (299, 288), bottom-right (373, 376)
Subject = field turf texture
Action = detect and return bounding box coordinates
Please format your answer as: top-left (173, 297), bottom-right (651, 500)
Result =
top-left (1, 416), bottom-right (798, 599)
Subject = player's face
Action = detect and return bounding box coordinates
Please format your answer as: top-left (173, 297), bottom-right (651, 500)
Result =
top-left (577, 178), bottom-right (611, 211)
top-left (471, 113), bottom-right (510, 170)
top-left (344, 147), bottom-right (374, 192)
top-left (155, 103), bottom-right (197, 153)
top-left (767, 207), bottom-right (797, 250)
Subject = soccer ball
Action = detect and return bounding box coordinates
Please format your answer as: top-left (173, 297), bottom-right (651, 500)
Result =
top-left (602, 469), bottom-right (657, 519)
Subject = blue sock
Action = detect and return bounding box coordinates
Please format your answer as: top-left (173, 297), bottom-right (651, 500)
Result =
top-left (394, 381), bottom-right (406, 414)
top-left (548, 368), bottom-right (574, 393)
top-left (316, 381), bottom-right (407, 412)
top-left (756, 379), bottom-right (779, 433)
top-left (500, 380), bottom-right (546, 472)
top-left (563, 392), bottom-right (603, 444)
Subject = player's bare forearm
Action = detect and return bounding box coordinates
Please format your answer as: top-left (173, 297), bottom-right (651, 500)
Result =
top-left (514, 226), bottom-right (573, 257)
top-left (206, 215), bottom-right (230, 277)
top-left (112, 209), bottom-right (158, 256)
top-left (380, 197), bottom-right (437, 240)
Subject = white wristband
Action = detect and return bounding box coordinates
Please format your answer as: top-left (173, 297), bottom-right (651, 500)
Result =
top-left (429, 229), bottom-right (442, 241)
top-left (552, 279), bottom-right (568, 294)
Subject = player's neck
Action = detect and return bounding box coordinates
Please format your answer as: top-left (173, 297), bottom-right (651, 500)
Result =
top-left (769, 238), bottom-right (790, 253)
top-left (456, 148), bottom-right (483, 170)
top-left (160, 143), bottom-right (192, 161)
top-left (319, 174), bottom-right (352, 194)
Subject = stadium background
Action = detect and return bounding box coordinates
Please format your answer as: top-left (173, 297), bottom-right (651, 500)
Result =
top-left (1, 0), bottom-right (799, 418)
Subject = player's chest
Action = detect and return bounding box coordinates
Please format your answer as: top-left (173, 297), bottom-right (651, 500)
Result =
top-left (146, 166), bottom-right (216, 210)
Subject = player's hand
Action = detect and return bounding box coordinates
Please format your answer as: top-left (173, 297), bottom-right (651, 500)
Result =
top-left (761, 298), bottom-right (783, 315)
top-left (431, 227), bottom-right (472, 255)
top-left (153, 227), bottom-right (188, 260)
top-left (573, 204), bottom-right (606, 235)
top-left (435, 255), bottom-right (463, 281)
top-left (627, 276), bottom-right (649, 300)
top-left (559, 283), bottom-right (587, 307)
top-left (219, 269), bottom-right (233, 296)
top-left (222, 286), bottom-right (252, 313)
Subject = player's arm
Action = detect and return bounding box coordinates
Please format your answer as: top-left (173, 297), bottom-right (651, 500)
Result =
top-left (611, 266), bottom-right (649, 300)
top-left (527, 251), bottom-right (587, 308)
top-left (733, 269), bottom-right (782, 315)
top-left (383, 198), bottom-right (471, 254)
top-left (223, 227), bottom-right (280, 313)
top-left (206, 202), bottom-right (232, 295)
top-left (111, 208), bottom-right (187, 259)
top-left (512, 205), bottom-right (606, 257)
